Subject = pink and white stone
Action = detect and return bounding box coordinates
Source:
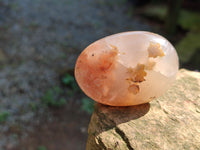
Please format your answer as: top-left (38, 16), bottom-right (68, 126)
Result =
top-left (75, 31), bottom-right (179, 106)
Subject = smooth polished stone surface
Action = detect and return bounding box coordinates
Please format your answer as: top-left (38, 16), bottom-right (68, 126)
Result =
top-left (75, 31), bottom-right (179, 106)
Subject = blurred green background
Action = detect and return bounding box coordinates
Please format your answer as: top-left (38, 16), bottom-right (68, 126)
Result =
top-left (0, 0), bottom-right (199, 150)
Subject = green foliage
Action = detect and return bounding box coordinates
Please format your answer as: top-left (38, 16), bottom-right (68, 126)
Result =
top-left (97, 0), bottom-right (127, 7)
top-left (62, 73), bottom-right (80, 97)
top-left (37, 146), bottom-right (47, 150)
top-left (81, 98), bottom-right (94, 114)
top-left (176, 32), bottom-right (200, 63)
top-left (62, 74), bottom-right (74, 85)
top-left (42, 86), bottom-right (66, 107)
top-left (29, 21), bottom-right (39, 29)
top-left (115, 0), bottom-right (128, 5)
top-left (142, 5), bottom-right (166, 20)
top-left (10, 3), bottom-right (19, 11)
top-left (0, 111), bottom-right (10, 123)
top-left (142, 5), bottom-right (200, 31)
top-left (29, 102), bottom-right (38, 111)
top-left (127, 6), bottom-right (134, 17)
top-left (62, 73), bottom-right (79, 91)
top-left (12, 134), bottom-right (18, 139)
top-left (178, 10), bottom-right (200, 31)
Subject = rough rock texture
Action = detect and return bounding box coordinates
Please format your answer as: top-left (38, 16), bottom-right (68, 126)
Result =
top-left (86, 69), bottom-right (200, 150)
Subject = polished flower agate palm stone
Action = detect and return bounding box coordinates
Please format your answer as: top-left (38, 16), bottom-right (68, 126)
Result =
top-left (75, 31), bottom-right (179, 106)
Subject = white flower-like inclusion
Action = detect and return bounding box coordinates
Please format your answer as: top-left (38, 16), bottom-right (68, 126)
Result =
top-left (75, 31), bottom-right (179, 106)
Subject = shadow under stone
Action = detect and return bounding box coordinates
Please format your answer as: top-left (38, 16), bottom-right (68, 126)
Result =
top-left (95, 102), bottom-right (150, 126)
top-left (86, 102), bottom-right (150, 149)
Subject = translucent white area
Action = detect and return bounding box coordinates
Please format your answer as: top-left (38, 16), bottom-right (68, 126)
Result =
top-left (104, 31), bottom-right (179, 77)
top-left (75, 31), bottom-right (179, 106)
